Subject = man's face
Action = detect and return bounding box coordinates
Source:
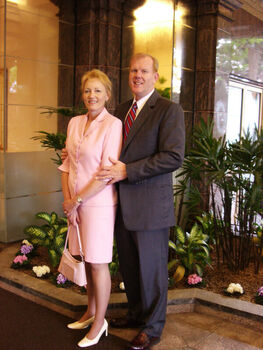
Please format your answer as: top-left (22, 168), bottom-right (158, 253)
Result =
top-left (129, 56), bottom-right (159, 100)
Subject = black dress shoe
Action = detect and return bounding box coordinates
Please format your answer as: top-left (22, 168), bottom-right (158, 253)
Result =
top-left (127, 331), bottom-right (161, 350)
top-left (110, 317), bottom-right (141, 328)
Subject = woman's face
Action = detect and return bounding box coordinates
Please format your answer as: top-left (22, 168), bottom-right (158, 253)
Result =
top-left (83, 78), bottom-right (109, 117)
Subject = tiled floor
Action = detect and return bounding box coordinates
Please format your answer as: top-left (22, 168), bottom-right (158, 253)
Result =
top-left (1, 242), bottom-right (263, 349)
top-left (159, 312), bottom-right (263, 349)
top-left (108, 308), bottom-right (263, 350)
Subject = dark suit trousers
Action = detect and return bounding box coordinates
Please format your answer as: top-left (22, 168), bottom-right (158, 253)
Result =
top-left (115, 206), bottom-right (169, 337)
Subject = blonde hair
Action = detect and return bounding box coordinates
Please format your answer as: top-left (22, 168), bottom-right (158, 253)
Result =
top-left (130, 53), bottom-right (159, 72)
top-left (81, 69), bottom-right (112, 98)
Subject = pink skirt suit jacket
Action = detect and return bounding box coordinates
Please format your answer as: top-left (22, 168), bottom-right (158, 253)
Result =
top-left (58, 108), bottom-right (122, 263)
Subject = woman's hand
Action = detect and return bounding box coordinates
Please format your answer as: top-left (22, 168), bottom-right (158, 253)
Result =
top-left (67, 208), bottom-right (80, 226)
top-left (63, 198), bottom-right (81, 226)
top-left (63, 198), bottom-right (79, 214)
top-left (61, 148), bottom-right (68, 162)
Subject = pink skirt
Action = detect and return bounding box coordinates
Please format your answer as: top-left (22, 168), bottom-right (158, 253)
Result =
top-left (68, 205), bottom-right (117, 263)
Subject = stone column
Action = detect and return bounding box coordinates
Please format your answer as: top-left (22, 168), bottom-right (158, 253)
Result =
top-left (74, 0), bottom-right (123, 115)
top-left (56, 0), bottom-right (76, 134)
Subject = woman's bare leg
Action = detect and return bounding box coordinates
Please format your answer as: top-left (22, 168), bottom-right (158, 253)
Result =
top-left (79, 263), bottom-right (96, 322)
top-left (84, 263), bottom-right (111, 339)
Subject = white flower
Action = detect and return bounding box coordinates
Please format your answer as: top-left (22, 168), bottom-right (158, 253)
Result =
top-left (40, 266), bottom-right (46, 274)
top-left (43, 265), bottom-right (50, 273)
top-left (119, 282), bottom-right (125, 290)
top-left (32, 265), bottom-right (50, 277)
top-left (234, 285), bottom-right (243, 294)
top-left (227, 286), bottom-right (234, 294)
top-left (227, 283), bottom-right (243, 294)
top-left (32, 266), bottom-right (43, 277)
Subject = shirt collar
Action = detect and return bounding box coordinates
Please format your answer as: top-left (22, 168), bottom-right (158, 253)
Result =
top-left (86, 107), bottom-right (107, 123)
top-left (133, 89), bottom-right (155, 115)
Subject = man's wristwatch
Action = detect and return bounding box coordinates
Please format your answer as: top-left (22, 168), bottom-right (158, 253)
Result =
top-left (76, 196), bottom-right (83, 205)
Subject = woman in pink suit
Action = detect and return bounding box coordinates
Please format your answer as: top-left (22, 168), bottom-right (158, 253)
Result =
top-left (58, 69), bottom-right (122, 348)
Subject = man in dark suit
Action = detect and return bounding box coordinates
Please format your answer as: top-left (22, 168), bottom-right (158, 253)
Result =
top-left (97, 53), bottom-right (185, 350)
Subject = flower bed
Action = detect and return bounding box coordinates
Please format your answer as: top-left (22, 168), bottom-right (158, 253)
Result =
top-left (10, 240), bottom-right (122, 293)
top-left (9, 240), bottom-right (263, 302)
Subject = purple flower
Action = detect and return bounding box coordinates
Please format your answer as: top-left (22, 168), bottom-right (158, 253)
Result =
top-left (20, 244), bottom-right (33, 255)
top-left (56, 273), bottom-right (67, 285)
top-left (257, 286), bottom-right (263, 296)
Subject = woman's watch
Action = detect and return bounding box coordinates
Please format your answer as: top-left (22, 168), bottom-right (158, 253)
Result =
top-left (76, 196), bottom-right (83, 205)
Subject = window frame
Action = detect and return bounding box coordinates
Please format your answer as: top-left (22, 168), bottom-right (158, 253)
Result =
top-left (228, 78), bottom-right (263, 139)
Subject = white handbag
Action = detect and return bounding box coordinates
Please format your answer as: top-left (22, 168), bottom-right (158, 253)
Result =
top-left (58, 223), bottom-right (87, 287)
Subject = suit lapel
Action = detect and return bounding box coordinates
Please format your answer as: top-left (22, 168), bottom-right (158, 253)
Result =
top-left (122, 90), bottom-right (160, 153)
top-left (118, 100), bottom-right (133, 124)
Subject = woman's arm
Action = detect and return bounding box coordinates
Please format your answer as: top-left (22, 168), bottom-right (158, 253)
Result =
top-left (61, 172), bottom-right (71, 202)
top-left (62, 175), bottom-right (107, 215)
top-left (61, 171), bottom-right (80, 225)
top-left (64, 178), bottom-right (108, 226)
top-left (74, 178), bottom-right (107, 203)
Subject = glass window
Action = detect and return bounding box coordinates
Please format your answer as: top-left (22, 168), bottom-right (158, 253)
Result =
top-left (242, 89), bottom-right (261, 135)
top-left (226, 85), bottom-right (242, 142)
top-left (226, 80), bottom-right (262, 142)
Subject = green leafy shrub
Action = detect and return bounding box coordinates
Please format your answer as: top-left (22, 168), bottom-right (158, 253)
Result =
top-left (31, 131), bottom-right (66, 165)
top-left (196, 212), bottom-right (216, 246)
top-left (39, 105), bottom-right (88, 118)
top-left (156, 76), bottom-right (171, 99)
top-left (169, 224), bottom-right (211, 277)
top-left (24, 212), bottom-right (68, 267)
top-left (175, 118), bottom-right (263, 273)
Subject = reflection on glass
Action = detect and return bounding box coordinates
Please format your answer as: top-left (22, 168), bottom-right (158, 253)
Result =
top-left (133, 0), bottom-right (173, 29)
top-left (172, 64), bottom-right (181, 95)
top-left (133, 0), bottom-right (174, 95)
top-left (217, 37), bottom-right (263, 82)
top-left (4, 0), bottom-right (59, 152)
top-left (226, 86), bottom-right (242, 142)
top-left (242, 90), bottom-right (260, 135)
top-left (172, 5), bottom-right (183, 101)
top-left (174, 7), bottom-right (184, 23)
top-left (9, 65), bottom-right (17, 94)
top-left (132, 0), bottom-right (185, 102)
top-left (0, 69), bottom-right (4, 150)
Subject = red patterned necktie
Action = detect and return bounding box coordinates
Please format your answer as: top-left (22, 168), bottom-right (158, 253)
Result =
top-left (124, 101), bottom-right (138, 141)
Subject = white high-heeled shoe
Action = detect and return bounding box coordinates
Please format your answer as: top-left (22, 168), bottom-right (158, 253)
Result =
top-left (67, 316), bottom-right (95, 329)
top-left (78, 319), bottom-right (108, 348)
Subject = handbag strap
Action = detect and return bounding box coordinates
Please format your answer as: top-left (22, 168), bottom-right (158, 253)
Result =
top-left (64, 222), bottom-right (85, 262)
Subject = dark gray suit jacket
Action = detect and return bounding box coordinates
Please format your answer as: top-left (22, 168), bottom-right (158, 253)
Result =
top-left (115, 90), bottom-right (185, 231)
